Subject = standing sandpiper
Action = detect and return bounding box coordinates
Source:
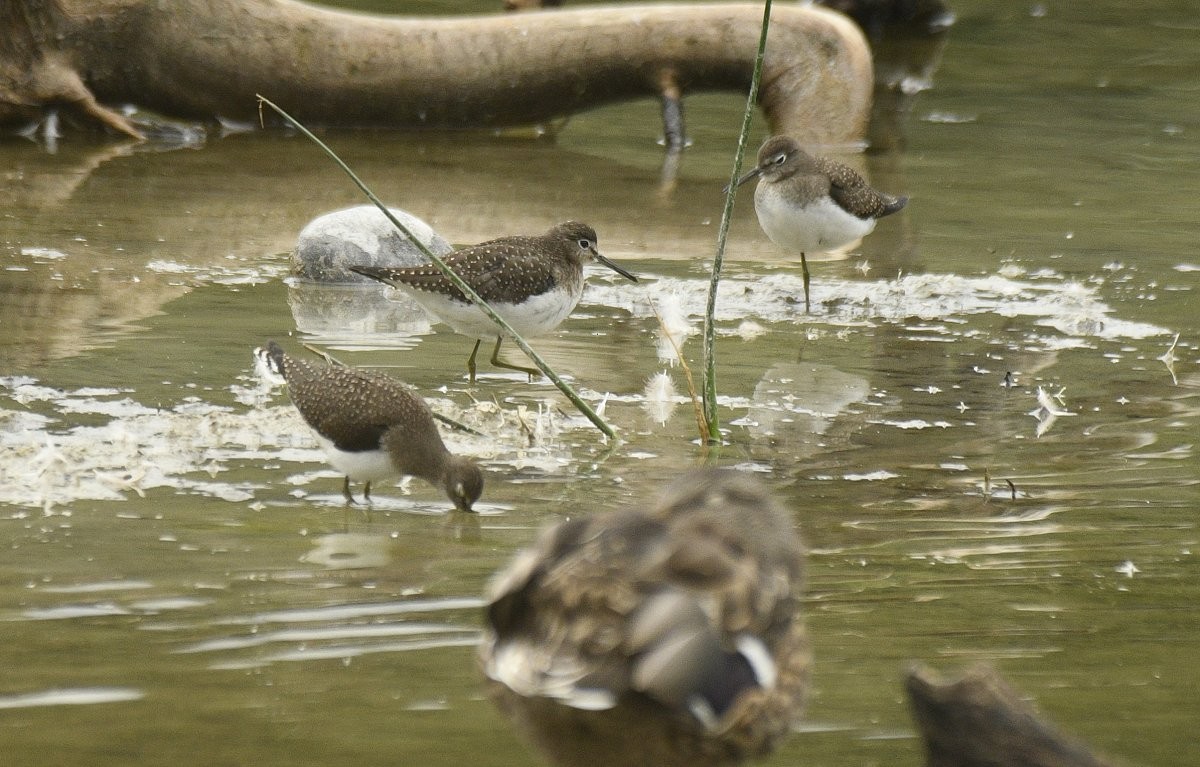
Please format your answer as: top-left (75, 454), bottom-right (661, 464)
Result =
top-left (734, 135), bottom-right (907, 312)
top-left (258, 341), bottom-right (483, 510)
top-left (480, 469), bottom-right (809, 767)
top-left (350, 221), bottom-right (637, 382)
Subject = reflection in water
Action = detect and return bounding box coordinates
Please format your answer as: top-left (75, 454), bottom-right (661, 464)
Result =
top-left (1157, 332), bottom-right (1181, 385)
top-left (1, 141), bottom-right (138, 208)
top-left (866, 25), bottom-right (950, 151)
top-left (1028, 385), bottom-right (1075, 438)
top-left (744, 362), bottom-right (872, 458)
top-left (0, 257), bottom-right (191, 370)
top-left (286, 281), bottom-right (432, 346)
top-left (301, 533), bottom-right (393, 569)
top-left (442, 508), bottom-right (482, 543)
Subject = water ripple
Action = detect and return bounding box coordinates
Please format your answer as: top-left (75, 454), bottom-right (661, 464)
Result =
top-left (0, 688), bottom-right (144, 709)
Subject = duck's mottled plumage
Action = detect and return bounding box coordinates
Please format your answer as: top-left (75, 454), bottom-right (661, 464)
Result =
top-left (480, 469), bottom-right (808, 767)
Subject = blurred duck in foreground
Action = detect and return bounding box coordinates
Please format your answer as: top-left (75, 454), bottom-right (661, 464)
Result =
top-left (480, 469), bottom-right (808, 767)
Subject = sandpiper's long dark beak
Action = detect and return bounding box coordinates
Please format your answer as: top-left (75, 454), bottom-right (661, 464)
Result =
top-left (592, 251), bottom-right (639, 283)
top-left (724, 164), bottom-right (763, 194)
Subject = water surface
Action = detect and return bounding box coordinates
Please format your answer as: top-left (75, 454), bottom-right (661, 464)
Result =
top-left (1, 1), bottom-right (1197, 765)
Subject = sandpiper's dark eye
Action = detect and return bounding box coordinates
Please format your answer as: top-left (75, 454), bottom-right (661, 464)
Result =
top-left (578, 238), bottom-right (593, 250)
top-left (772, 152), bottom-right (787, 165)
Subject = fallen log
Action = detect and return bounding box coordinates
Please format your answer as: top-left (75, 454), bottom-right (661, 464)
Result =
top-left (1, 0), bottom-right (872, 144)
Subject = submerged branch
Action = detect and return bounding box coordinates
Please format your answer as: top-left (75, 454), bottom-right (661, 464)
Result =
top-left (4, 1), bottom-right (872, 145)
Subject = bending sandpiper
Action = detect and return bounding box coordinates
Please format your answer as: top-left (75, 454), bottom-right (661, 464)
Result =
top-left (259, 341), bottom-right (483, 510)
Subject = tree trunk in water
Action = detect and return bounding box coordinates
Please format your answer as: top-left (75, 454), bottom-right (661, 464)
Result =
top-left (1, 0), bottom-right (872, 144)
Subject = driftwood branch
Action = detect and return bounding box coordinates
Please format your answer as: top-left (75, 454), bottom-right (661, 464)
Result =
top-left (0, 1), bottom-right (142, 138)
top-left (1, 1), bottom-right (872, 145)
top-left (905, 664), bottom-right (1119, 767)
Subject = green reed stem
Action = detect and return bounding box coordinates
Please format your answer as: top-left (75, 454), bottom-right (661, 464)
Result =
top-left (256, 95), bottom-right (617, 441)
top-left (703, 0), bottom-right (772, 444)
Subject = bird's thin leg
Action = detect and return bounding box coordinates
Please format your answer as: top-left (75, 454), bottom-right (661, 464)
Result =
top-left (658, 67), bottom-right (686, 152)
top-left (489, 336), bottom-right (541, 380)
top-left (800, 252), bottom-right (811, 314)
top-left (342, 478), bottom-right (371, 522)
top-left (656, 67), bottom-right (684, 196)
top-left (467, 339), bottom-right (482, 384)
top-left (360, 482), bottom-right (374, 523)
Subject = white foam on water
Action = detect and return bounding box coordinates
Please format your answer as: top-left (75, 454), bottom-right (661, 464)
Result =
top-left (585, 269), bottom-right (1171, 342)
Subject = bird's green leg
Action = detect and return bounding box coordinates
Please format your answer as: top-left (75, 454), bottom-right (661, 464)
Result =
top-left (801, 252), bottom-right (811, 314)
top-left (342, 476), bottom-right (355, 504)
top-left (489, 336), bottom-right (540, 380)
top-left (363, 481), bottom-right (372, 502)
top-left (467, 339), bottom-right (482, 384)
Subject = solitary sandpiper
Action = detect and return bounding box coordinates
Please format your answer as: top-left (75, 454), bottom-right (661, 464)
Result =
top-left (734, 135), bottom-right (907, 313)
top-left (480, 468), bottom-right (809, 767)
top-left (259, 341), bottom-right (484, 510)
top-left (350, 221), bottom-right (637, 382)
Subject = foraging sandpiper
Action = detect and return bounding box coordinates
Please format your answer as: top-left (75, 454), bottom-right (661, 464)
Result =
top-left (259, 341), bottom-right (483, 510)
top-left (350, 221), bottom-right (637, 382)
top-left (480, 468), bottom-right (808, 767)
top-left (734, 135), bottom-right (907, 312)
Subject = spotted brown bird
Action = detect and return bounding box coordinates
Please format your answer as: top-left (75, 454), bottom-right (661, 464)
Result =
top-left (350, 221), bottom-right (637, 382)
top-left (259, 341), bottom-right (483, 510)
top-left (734, 135), bottom-right (907, 312)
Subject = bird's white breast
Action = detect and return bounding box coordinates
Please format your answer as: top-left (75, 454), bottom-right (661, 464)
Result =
top-left (313, 433), bottom-right (396, 482)
top-left (754, 188), bottom-right (875, 254)
top-left (408, 284), bottom-right (582, 340)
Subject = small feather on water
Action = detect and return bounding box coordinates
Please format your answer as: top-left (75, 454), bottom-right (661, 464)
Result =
top-left (652, 292), bottom-right (695, 364)
top-left (642, 372), bottom-right (677, 426)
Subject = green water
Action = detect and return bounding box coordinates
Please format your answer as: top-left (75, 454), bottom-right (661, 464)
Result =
top-left (2, 2), bottom-right (1197, 765)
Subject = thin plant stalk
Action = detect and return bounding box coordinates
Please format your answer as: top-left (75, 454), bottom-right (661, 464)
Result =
top-left (650, 305), bottom-right (707, 442)
top-left (256, 95), bottom-right (617, 441)
top-left (703, 0), bottom-right (772, 443)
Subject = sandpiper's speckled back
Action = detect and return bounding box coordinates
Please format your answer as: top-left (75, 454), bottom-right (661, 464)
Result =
top-left (350, 221), bottom-right (599, 306)
top-left (264, 342), bottom-right (450, 486)
top-left (816, 153), bottom-right (908, 220)
top-left (481, 469), bottom-right (808, 767)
